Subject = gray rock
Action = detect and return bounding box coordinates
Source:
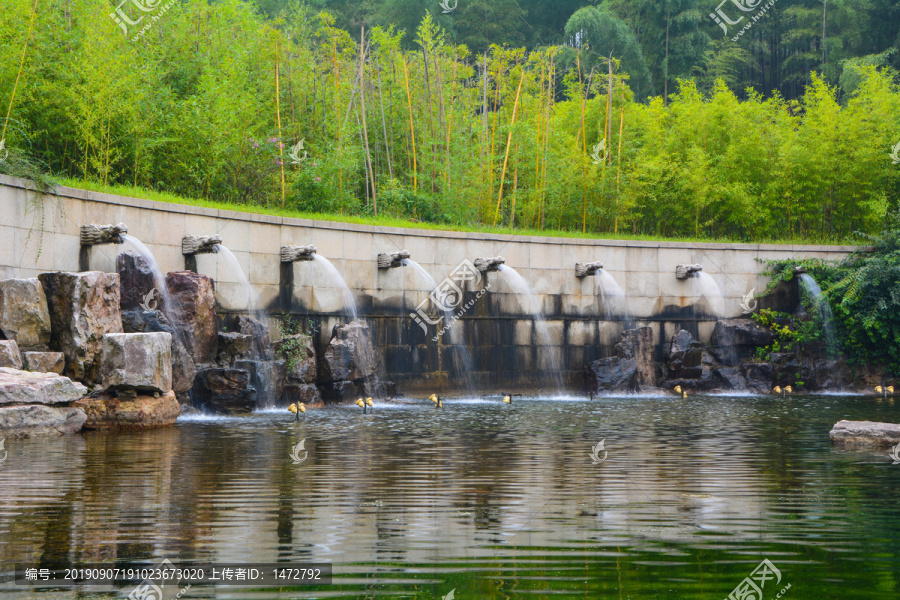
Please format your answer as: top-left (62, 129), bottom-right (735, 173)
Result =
top-left (282, 383), bottom-right (322, 406)
top-left (121, 309), bottom-right (196, 394)
top-left (715, 367), bottom-right (748, 391)
top-left (217, 332), bottom-right (253, 365)
top-left (710, 319), bottom-right (774, 365)
top-left (0, 340), bottom-right (22, 369)
top-left (100, 333), bottom-right (173, 393)
top-left (273, 333), bottom-right (317, 383)
top-left (22, 351), bottom-right (65, 375)
top-left (0, 278), bottom-right (52, 350)
top-left (234, 359), bottom-right (286, 407)
top-left (0, 367), bottom-right (87, 405)
top-left (166, 271), bottom-right (217, 364)
top-left (234, 316), bottom-right (271, 360)
top-left (180, 403), bottom-right (202, 416)
top-left (39, 271), bottom-right (123, 384)
top-left (667, 330), bottom-right (703, 379)
top-left (0, 404), bottom-right (87, 436)
top-left (830, 420), bottom-right (900, 447)
top-left (585, 357), bottom-right (638, 392)
top-left (742, 362), bottom-right (774, 394)
top-left (117, 251), bottom-right (161, 312)
top-left (770, 352), bottom-right (800, 386)
top-left (616, 327), bottom-right (655, 387)
top-left (191, 367), bottom-right (256, 414)
top-left (320, 320), bottom-right (380, 383)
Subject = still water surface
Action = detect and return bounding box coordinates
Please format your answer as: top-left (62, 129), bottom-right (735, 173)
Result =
top-left (1, 394), bottom-right (899, 599)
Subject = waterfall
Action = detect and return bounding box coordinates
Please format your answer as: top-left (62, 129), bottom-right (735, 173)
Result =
top-left (403, 258), bottom-right (476, 397)
top-left (312, 254), bottom-right (359, 321)
top-left (595, 269), bottom-right (633, 329)
top-left (121, 235), bottom-right (179, 320)
top-left (694, 272), bottom-right (725, 318)
top-left (496, 265), bottom-right (564, 394)
top-left (798, 273), bottom-right (838, 352)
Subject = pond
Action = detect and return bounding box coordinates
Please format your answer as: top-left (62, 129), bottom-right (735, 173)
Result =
top-left (1, 393), bottom-right (899, 599)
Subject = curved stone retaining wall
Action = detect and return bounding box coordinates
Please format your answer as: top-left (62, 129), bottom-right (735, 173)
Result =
top-left (0, 175), bottom-right (858, 392)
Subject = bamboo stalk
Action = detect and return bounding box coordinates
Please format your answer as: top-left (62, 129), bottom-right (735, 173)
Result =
top-left (2, 0), bottom-right (40, 142)
top-left (401, 57), bottom-right (418, 190)
top-left (493, 68), bottom-right (526, 225)
top-left (615, 104), bottom-right (625, 234)
top-left (275, 56), bottom-right (286, 206)
top-left (374, 52), bottom-right (393, 178)
top-left (359, 28), bottom-right (376, 214)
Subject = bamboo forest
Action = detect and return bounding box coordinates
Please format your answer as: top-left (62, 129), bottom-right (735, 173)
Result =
top-left (1, 0), bottom-right (900, 241)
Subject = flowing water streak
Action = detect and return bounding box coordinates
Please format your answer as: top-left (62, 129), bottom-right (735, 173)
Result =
top-left (403, 259), bottom-right (476, 397)
top-left (695, 272), bottom-right (726, 318)
top-left (120, 235), bottom-right (179, 320)
top-left (595, 269), bottom-right (633, 330)
top-left (312, 254), bottom-right (359, 321)
top-left (798, 273), bottom-right (838, 351)
top-left (496, 265), bottom-right (564, 394)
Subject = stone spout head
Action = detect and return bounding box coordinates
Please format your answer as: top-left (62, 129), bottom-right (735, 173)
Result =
top-left (474, 257), bottom-right (506, 272)
top-left (80, 223), bottom-right (128, 246)
top-left (182, 235), bottom-right (223, 256)
top-left (675, 264), bottom-right (703, 280)
top-left (575, 261), bottom-right (604, 278)
top-left (378, 250), bottom-right (411, 269)
top-left (793, 266), bottom-right (807, 276)
top-left (281, 245), bottom-right (318, 263)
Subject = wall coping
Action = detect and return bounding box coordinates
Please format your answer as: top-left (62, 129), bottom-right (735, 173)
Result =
top-left (0, 174), bottom-right (865, 253)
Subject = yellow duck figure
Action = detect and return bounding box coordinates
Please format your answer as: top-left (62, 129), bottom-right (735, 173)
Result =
top-left (288, 402), bottom-right (306, 421)
top-left (502, 395), bottom-right (511, 404)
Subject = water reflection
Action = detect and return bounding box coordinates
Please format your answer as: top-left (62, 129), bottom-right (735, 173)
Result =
top-left (1, 395), bottom-right (900, 598)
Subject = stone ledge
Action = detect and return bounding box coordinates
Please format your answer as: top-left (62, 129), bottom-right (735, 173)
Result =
top-left (829, 420), bottom-right (900, 447)
top-left (74, 390), bottom-right (180, 429)
top-left (0, 404), bottom-right (87, 436)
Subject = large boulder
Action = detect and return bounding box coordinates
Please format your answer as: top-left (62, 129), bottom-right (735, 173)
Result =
top-left (585, 357), bottom-right (638, 392)
top-left (616, 327), bottom-right (655, 387)
top-left (38, 271), bottom-right (123, 384)
top-left (22, 351), bottom-right (65, 375)
top-left (0, 340), bottom-right (22, 369)
top-left (234, 316), bottom-right (271, 360)
top-left (166, 271), bottom-right (217, 364)
top-left (74, 390), bottom-right (181, 429)
top-left (121, 309), bottom-right (196, 394)
top-left (830, 420), bottom-right (900, 448)
top-left (100, 333), bottom-right (172, 394)
top-left (273, 333), bottom-right (317, 383)
top-left (235, 359), bottom-right (286, 407)
top-left (217, 332), bottom-right (253, 365)
top-left (770, 352), bottom-right (801, 386)
top-left (191, 367), bottom-right (256, 414)
top-left (0, 367), bottom-right (86, 405)
top-left (714, 367), bottom-right (748, 391)
top-left (667, 330), bottom-right (703, 379)
top-left (0, 278), bottom-right (52, 350)
top-left (742, 362), bottom-right (774, 394)
top-left (320, 320), bottom-right (379, 384)
top-left (804, 358), bottom-right (851, 391)
top-left (710, 319), bottom-right (774, 363)
top-left (117, 251), bottom-right (161, 312)
top-left (0, 405), bottom-right (86, 436)
top-left (282, 383), bottom-right (323, 407)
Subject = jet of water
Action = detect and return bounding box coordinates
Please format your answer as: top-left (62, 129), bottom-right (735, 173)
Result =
top-left (798, 273), bottom-right (838, 352)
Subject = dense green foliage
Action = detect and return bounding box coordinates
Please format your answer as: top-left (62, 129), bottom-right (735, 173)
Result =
top-left (763, 214), bottom-right (900, 372)
top-left (0, 0), bottom-right (898, 241)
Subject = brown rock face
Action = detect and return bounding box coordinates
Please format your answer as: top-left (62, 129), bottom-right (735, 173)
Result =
top-left (117, 251), bottom-right (161, 312)
top-left (320, 320), bottom-right (379, 384)
top-left (0, 405), bottom-right (87, 436)
top-left (617, 327), bottom-right (655, 387)
top-left (191, 367), bottom-right (256, 414)
top-left (74, 390), bottom-right (181, 429)
top-left (121, 309), bottom-right (196, 394)
top-left (0, 340), bottom-right (22, 369)
top-left (0, 278), bottom-right (52, 350)
top-left (273, 333), bottom-right (317, 384)
top-left (22, 351), bottom-right (65, 375)
top-left (38, 271), bottom-right (123, 384)
top-left (165, 271), bottom-right (217, 364)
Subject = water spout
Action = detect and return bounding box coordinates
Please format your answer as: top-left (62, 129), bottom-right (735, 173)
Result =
top-left (310, 254), bottom-right (358, 321)
top-left (182, 235), bottom-right (222, 256)
top-left (378, 250), bottom-right (411, 269)
top-left (676, 264), bottom-right (703, 280)
top-left (797, 272), bottom-right (838, 352)
top-left (474, 257), bottom-right (505, 272)
top-left (80, 223), bottom-right (128, 246)
top-left (575, 261), bottom-right (604, 278)
top-left (281, 245), bottom-right (317, 262)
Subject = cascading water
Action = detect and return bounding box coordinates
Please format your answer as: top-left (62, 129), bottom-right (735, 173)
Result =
top-left (312, 254), bottom-right (359, 321)
top-left (403, 258), bottom-right (476, 397)
top-left (496, 265), bottom-right (564, 394)
top-left (695, 272), bottom-right (726, 318)
top-left (798, 273), bottom-right (838, 352)
top-left (596, 269), bottom-right (632, 328)
top-left (217, 246), bottom-right (261, 315)
top-left (121, 235), bottom-right (179, 319)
